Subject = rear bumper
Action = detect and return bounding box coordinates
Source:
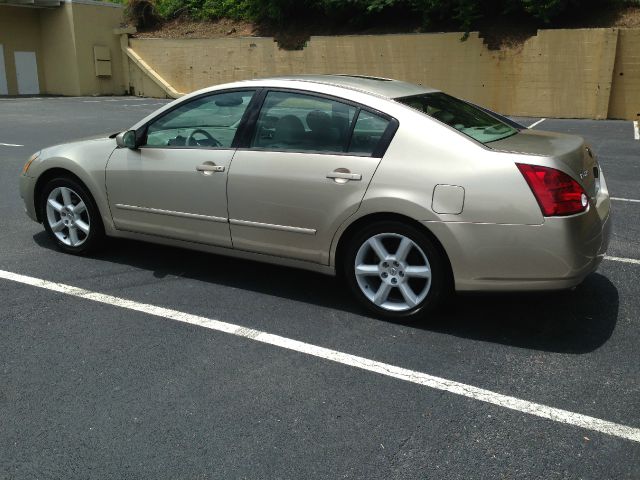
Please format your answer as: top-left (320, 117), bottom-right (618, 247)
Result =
top-left (426, 191), bottom-right (612, 292)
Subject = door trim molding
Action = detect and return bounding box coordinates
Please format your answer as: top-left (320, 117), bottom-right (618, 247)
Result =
top-left (230, 218), bottom-right (316, 235)
top-left (115, 203), bottom-right (228, 223)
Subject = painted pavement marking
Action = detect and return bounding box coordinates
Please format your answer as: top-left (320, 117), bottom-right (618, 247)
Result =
top-left (0, 268), bottom-right (639, 444)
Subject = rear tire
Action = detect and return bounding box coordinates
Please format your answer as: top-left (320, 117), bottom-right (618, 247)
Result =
top-left (343, 221), bottom-right (447, 321)
top-left (40, 176), bottom-right (104, 254)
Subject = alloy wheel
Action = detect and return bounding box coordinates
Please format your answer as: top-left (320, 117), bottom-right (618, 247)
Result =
top-left (45, 186), bottom-right (91, 247)
top-left (354, 232), bottom-right (432, 312)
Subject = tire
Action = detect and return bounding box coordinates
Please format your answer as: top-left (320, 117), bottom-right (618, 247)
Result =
top-left (40, 176), bottom-right (105, 254)
top-left (343, 221), bottom-right (447, 321)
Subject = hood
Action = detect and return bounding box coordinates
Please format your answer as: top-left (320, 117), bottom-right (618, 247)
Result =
top-left (38, 135), bottom-right (119, 172)
top-left (42, 134), bottom-right (117, 154)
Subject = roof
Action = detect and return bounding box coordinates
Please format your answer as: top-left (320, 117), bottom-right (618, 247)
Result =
top-left (261, 74), bottom-right (438, 99)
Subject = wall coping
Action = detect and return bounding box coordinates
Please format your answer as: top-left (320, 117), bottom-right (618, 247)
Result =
top-left (64, 0), bottom-right (123, 9)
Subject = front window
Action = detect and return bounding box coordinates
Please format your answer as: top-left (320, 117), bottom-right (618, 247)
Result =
top-left (145, 90), bottom-right (255, 148)
top-left (396, 92), bottom-right (518, 144)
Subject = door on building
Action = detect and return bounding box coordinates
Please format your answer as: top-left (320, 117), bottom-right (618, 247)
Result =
top-left (14, 51), bottom-right (39, 95)
top-left (0, 45), bottom-right (8, 95)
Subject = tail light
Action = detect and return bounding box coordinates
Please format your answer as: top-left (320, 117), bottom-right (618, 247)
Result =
top-left (516, 163), bottom-right (588, 216)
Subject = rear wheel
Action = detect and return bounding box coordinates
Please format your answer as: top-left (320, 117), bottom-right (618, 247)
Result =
top-left (343, 221), bottom-right (447, 321)
top-left (41, 177), bottom-right (104, 254)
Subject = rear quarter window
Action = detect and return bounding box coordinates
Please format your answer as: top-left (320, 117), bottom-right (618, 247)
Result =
top-left (347, 110), bottom-right (390, 156)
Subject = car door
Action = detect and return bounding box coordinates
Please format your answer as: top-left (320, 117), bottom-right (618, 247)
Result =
top-left (106, 89), bottom-right (256, 247)
top-left (227, 89), bottom-right (397, 264)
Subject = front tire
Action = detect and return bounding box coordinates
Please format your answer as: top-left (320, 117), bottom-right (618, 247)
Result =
top-left (40, 176), bottom-right (104, 254)
top-left (343, 221), bottom-right (447, 321)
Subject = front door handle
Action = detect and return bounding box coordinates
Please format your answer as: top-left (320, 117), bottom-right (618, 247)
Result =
top-left (196, 163), bottom-right (225, 174)
top-left (326, 170), bottom-right (362, 181)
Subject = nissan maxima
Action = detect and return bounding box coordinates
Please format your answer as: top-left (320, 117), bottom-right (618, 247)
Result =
top-left (19, 75), bottom-right (611, 321)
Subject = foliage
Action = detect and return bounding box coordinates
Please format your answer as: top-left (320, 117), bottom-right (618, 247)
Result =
top-left (152, 0), bottom-right (253, 20)
top-left (516, 0), bottom-right (571, 22)
top-left (131, 0), bottom-right (637, 30)
top-left (126, 0), bottom-right (161, 29)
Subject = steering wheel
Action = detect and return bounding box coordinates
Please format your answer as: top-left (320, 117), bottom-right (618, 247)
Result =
top-left (187, 129), bottom-right (222, 147)
top-left (484, 123), bottom-right (510, 134)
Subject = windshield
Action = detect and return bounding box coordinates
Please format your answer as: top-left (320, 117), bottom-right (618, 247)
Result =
top-left (396, 92), bottom-right (518, 144)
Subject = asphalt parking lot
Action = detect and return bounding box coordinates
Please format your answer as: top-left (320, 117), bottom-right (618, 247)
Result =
top-left (0, 96), bottom-right (639, 479)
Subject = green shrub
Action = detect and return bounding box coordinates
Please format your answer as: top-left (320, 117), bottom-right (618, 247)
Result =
top-left (139, 0), bottom-right (637, 30)
top-left (152, 0), bottom-right (246, 20)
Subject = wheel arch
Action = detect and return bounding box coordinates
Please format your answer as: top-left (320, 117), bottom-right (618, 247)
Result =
top-left (33, 167), bottom-right (113, 234)
top-left (35, 168), bottom-right (82, 221)
top-left (332, 212), bottom-right (454, 290)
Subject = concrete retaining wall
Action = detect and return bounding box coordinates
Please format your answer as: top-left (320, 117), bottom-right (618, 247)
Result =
top-left (128, 28), bottom-right (640, 120)
top-left (2, 5), bottom-right (637, 121)
top-left (609, 29), bottom-right (640, 120)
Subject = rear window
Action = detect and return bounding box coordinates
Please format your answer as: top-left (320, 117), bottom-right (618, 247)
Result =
top-left (396, 92), bottom-right (518, 144)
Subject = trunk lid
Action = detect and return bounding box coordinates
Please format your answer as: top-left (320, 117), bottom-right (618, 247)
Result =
top-left (489, 130), bottom-right (597, 197)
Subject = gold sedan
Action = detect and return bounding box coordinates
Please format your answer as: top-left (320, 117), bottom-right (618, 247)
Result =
top-left (19, 75), bottom-right (611, 321)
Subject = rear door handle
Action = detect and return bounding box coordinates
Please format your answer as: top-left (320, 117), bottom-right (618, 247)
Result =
top-left (326, 171), bottom-right (362, 181)
top-left (196, 164), bottom-right (225, 173)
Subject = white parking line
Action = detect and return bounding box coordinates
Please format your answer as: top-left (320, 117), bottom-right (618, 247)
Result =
top-left (605, 256), bottom-right (640, 265)
top-left (0, 268), bottom-right (638, 443)
top-left (528, 118), bottom-right (546, 129)
top-left (634, 121), bottom-right (639, 140)
top-left (103, 98), bottom-right (155, 102)
top-left (0, 142), bottom-right (23, 147)
top-left (611, 197), bottom-right (640, 203)
top-left (80, 99), bottom-right (164, 105)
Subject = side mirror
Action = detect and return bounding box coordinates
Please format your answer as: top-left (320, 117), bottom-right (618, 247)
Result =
top-left (116, 130), bottom-right (138, 149)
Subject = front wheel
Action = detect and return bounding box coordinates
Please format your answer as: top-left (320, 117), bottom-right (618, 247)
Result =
top-left (41, 177), bottom-right (104, 254)
top-left (343, 221), bottom-right (447, 321)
